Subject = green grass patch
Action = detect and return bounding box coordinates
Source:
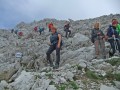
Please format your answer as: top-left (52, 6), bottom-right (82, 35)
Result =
top-left (49, 81), bottom-right (55, 85)
top-left (106, 58), bottom-right (120, 66)
top-left (85, 69), bottom-right (100, 80)
top-left (69, 81), bottom-right (79, 89)
top-left (56, 84), bottom-right (67, 90)
top-left (77, 65), bottom-right (82, 70)
top-left (55, 81), bottom-right (79, 90)
top-left (34, 74), bottom-right (41, 80)
top-left (105, 72), bottom-right (120, 81)
top-left (45, 73), bottom-right (53, 79)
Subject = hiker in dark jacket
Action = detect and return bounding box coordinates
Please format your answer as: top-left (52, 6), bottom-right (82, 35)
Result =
top-left (64, 22), bottom-right (71, 38)
top-left (91, 22), bottom-right (106, 59)
top-left (11, 29), bottom-right (14, 33)
top-left (15, 29), bottom-right (18, 35)
top-left (39, 26), bottom-right (44, 35)
top-left (106, 20), bottom-right (120, 56)
top-left (46, 26), bottom-right (62, 69)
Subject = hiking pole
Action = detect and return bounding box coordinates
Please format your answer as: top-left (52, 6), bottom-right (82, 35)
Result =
top-left (111, 26), bottom-right (118, 53)
top-left (113, 36), bottom-right (118, 53)
top-left (114, 37), bottom-right (116, 52)
top-left (115, 38), bottom-right (119, 54)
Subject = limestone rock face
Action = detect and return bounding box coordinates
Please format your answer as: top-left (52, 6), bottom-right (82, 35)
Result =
top-left (0, 14), bottom-right (120, 90)
top-left (0, 63), bottom-right (20, 81)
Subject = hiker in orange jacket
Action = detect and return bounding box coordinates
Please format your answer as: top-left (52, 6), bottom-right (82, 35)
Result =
top-left (48, 22), bottom-right (54, 32)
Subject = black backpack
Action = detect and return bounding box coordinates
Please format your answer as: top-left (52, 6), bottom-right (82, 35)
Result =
top-left (50, 32), bottom-right (63, 46)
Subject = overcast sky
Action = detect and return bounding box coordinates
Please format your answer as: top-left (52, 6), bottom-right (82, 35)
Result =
top-left (0, 0), bottom-right (120, 29)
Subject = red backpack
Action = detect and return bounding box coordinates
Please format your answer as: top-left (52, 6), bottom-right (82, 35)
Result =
top-left (18, 32), bottom-right (23, 36)
top-left (34, 26), bottom-right (38, 32)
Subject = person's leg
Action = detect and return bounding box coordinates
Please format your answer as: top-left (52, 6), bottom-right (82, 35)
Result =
top-left (54, 47), bottom-right (60, 69)
top-left (100, 40), bottom-right (106, 58)
top-left (42, 29), bottom-right (44, 33)
top-left (49, 28), bottom-right (51, 32)
top-left (65, 30), bottom-right (68, 38)
top-left (46, 45), bottom-right (55, 66)
top-left (40, 31), bottom-right (41, 35)
top-left (116, 40), bottom-right (120, 53)
top-left (94, 40), bottom-right (99, 58)
top-left (108, 39), bottom-right (115, 55)
top-left (68, 30), bottom-right (71, 37)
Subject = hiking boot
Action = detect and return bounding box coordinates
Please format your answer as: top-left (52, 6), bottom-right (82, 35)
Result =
top-left (50, 63), bottom-right (54, 67)
top-left (114, 53), bottom-right (119, 56)
top-left (103, 56), bottom-right (106, 59)
top-left (93, 55), bottom-right (99, 59)
top-left (53, 65), bottom-right (59, 69)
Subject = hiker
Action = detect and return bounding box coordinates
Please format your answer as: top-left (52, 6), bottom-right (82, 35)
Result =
top-left (91, 22), bottom-right (106, 59)
top-left (39, 26), bottom-right (44, 35)
top-left (11, 29), bottom-right (14, 33)
top-left (106, 19), bottom-right (120, 56)
top-left (15, 29), bottom-right (18, 35)
top-left (18, 31), bottom-right (23, 39)
top-left (46, 26), bottom-right (62, 69)
top-left (64, 22), bottom-right (71, 38)
top-left (34, 26), bottom-right (38, 32)
top-left (112, 19), bottom-right (120, 36)
top-left (19, 31), bottom-right (23, 36)
top-left (48, 22), bottom-right (53, 32)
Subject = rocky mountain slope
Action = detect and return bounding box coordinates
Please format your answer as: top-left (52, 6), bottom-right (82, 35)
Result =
top-left (0, 14), bottom-right (120, 90)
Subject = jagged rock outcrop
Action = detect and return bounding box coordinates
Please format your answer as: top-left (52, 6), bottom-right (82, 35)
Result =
top-left (0, 14), bottom-right (120, 90)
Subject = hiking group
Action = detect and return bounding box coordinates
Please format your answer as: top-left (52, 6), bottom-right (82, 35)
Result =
top-left (91, 19), bottom-right (120, 59)
top-left (45, 19), bottom-right (120, 69)
top-left (11, 19), bottom-right (120, 69)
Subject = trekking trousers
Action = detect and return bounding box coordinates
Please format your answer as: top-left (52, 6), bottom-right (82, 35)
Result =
top-left (46, 45), bottom-right (60, 66)
top-left (65, 29), bottom-right (71, 38)
top-left (94, 39), bottom-right (106, 56)
top-left (108, 39), bottom-right (120, 54)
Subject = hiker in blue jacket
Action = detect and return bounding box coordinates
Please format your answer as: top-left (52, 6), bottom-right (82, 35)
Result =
top-left (107, 20), bottom-right (120, 56)
top-left (39, 26), bottom-right (44, 35)
top-left (46, 26), bottom-right (62, 69)
top-left (64, 22), bottom-right (71, 38)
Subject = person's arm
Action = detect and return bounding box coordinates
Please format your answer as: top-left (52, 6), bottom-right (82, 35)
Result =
top-left (47, 36), bottom-right (51, 46)
top-left (64, 25), bottom-right (66, 30)
top-left (106, 28), bottom-right (111, 37)
top-left (99, 30), bottom-right (105, 40)
top-left (57, 34), bottom-right (62, 48)
top-left (100, 30), bottom-right (104, 36)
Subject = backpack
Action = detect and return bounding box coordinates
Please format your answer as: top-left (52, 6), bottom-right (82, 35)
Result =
top-left (91, 29), bottom-right (95, 43)
top-left (50, 32), bottom-right (63, 46)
